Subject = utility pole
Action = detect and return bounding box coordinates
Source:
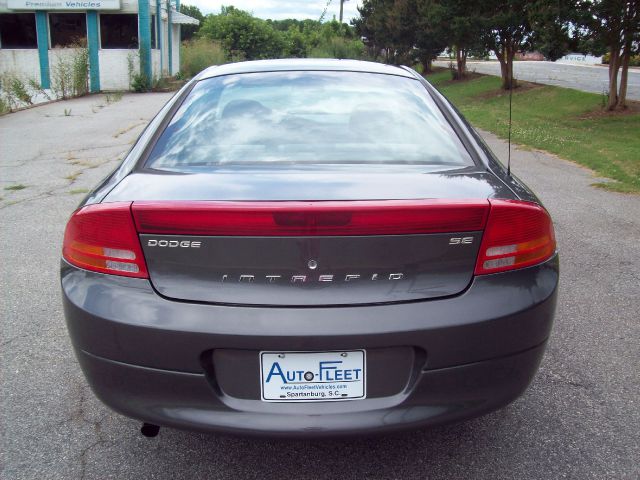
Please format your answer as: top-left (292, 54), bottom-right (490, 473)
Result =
top-left (339, 0), bottom-right (347, 24)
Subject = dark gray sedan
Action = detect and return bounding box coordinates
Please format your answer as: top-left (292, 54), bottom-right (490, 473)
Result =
top-left (61, 59), bottom-right (558, 437)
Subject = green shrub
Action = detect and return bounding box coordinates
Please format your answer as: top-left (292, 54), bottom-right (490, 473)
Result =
top-left (602, 52), bottom-right (640, 66)
top-left (180, 38), bottom-right (227, 78)
top-left (199, 6), bottom-right (285, 61)
top-left (0, 73), bottom-right (42, 110)
top-left (8, 76), bottom-right (32, 105)
top-left (308, 37), bottom-right (366, 60)
top-left (131, 72), bottom-right (151, 92)
top-left (28, 78), bottom-right (50, 101)
top-left (0, 97), bottom-right (10, 115)
top-left (50, 43), bottom-right (89, 99)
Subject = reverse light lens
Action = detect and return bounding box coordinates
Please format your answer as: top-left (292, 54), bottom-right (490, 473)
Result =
top-left (475, 199), bottom-right (556, 275)
top-left (103, 247), bottom-right (137, 260)
top-left (62, 202), bottom-right (148, 278)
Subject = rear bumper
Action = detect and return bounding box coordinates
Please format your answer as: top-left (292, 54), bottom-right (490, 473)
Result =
top-left (77, 343), bottom-right (546, 437)
top-left (61, 255), bottom-right (558, 436)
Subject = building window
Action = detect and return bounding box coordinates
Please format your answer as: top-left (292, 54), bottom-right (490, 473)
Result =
top-left (0, 14), bottom-right (37, 49)
top-left (49, 13), bottom-right (87, 48)
top-left (150, 15), bottom-right (157, 49)
top-left (100, 14), bottom-right (138, 49)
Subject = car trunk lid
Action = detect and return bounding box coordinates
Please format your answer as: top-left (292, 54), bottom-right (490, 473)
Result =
top-left (133, 199), bottom-right (489, 306)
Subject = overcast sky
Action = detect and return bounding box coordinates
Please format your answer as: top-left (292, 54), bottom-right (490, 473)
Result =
top-left (181, 1), bottom-right (363, 22)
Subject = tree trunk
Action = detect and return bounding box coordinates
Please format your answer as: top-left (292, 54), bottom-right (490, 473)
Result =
top-left (421, 56), bottom-right (433, 74)
top-left (506, 45), bottom-right (514, 90)
top-left (496, 46), bottom-right (509, 89)
top-left (462, 50), bottom-right (467, 76)
top-left (607, 46), bottom-right (621, 110)
top-left (617, 41), bottom-right (632, 110)
top-left (498, 57), bottom-right (508, 86)
top-left (455, 46), bottom-right (466, 79)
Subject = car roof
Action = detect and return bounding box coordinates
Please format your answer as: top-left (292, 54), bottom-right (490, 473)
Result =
top-left (196, 59), bottom-right (416, 80)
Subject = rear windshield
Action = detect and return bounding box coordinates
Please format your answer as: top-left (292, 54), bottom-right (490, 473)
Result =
top-left (145, 71), bottom-right (474, 171)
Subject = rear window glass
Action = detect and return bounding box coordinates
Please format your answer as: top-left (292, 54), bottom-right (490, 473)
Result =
top-left (145, 71), bottom-right (474, 171)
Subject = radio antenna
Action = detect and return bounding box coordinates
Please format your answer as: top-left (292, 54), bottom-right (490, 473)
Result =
top-left (507, 73), bottom-right (513, 176)
top-left (319, 0), bottom-right (332, 22)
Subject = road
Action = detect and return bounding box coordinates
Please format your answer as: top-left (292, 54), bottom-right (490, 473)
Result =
top-left (1, 93), bottom-right (639, 480)
top-left (435, 60), bottom-right (640, 100)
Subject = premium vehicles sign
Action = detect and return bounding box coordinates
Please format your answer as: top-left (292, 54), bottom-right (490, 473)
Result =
top-left (8, 0), bottom-right (120, 9)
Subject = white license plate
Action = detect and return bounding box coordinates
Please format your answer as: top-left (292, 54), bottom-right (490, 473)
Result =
top-left (260, 350), bottom-right (366, 402)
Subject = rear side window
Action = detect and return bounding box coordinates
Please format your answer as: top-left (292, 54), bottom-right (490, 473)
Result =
top-left (146, 71), bottom-right (474, 171)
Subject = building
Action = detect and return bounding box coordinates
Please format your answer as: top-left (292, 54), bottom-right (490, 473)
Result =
top-left (515, 51), bottom-right (545, 61)
top-left (0, 0), bottom-right (199, 92)
top-left (557, 53), bottom-right (603, 66)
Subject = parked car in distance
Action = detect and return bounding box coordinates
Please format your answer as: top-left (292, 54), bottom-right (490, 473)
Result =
top-left (61, 59), bottom-right (558, 437)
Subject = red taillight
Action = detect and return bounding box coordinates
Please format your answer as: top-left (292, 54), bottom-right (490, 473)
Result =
top-left (475, 199), bottom-right (556, 275)
top-left (132, 200), bottom-right (490, 236)
top-left (62, 202), bottom-right (148, 278)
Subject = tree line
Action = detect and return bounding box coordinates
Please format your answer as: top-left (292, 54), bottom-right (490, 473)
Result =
top-left (354, 0), bottom-right (639, 110)
top-left (178, 2), bottom-right (638, 111)
top-left (179, 5), bottom-right (365, 63)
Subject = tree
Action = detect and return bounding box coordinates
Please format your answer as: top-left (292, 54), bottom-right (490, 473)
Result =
top-left (355, 0), bottom-right (396, 62)
top-left (582, 0), bottom-right (639, 110)
top-left (179, 4), bottom-right (204, 41)
top-left (479, 0), bottom-right (535, 89)
top-left (198, 7), bottom-right (286, 60)
top-left (414, 0), bottom-right (449, 73)
top-left (420, 0), bottom-right (484, 78)
top-left (529, 0), bottom-right (580, 61)
top-left (355, 0), bottom-right (417, 64)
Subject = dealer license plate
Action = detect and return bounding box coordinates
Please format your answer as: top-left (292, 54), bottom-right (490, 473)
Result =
top-left (260, 350), bottom-right (366, 402)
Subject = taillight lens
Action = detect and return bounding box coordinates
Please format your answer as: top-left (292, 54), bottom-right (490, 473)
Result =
top-left (132, 200), bottom-right (490, 236)
top-left (475, 199), bottom-right (556, 275)
top-left (62, 202), bottom-right (148, 278)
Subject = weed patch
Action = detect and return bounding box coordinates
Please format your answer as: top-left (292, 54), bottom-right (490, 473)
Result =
top-left (4, 184), bottom-right (27, 191)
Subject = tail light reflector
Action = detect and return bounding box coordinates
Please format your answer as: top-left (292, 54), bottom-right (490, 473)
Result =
top-left (131, 200), bottom-right (490, 236)
top-left (62, 202), bottom-right (148, 278)
top-left (475, 199), bottom-right (556, 275)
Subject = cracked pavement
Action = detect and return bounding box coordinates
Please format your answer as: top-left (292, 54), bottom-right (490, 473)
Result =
top-left (1, 93), bottom-right (639, 479)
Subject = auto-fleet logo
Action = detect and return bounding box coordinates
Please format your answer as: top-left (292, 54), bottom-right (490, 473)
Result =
top-left (221, 273), bottom-right (404, 283)
top-left (265, 360), bottom-right (362, 384)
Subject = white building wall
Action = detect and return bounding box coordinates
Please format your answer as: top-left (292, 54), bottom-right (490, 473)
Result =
top-left (171, 24), bottom-right (180, 75)
top-left (0, 50), bottom-right (41, 83)
top-left (162, 18), bottom-right (169, 75)
top-left (99, 49), bottom-right (138, 90)
top-left (120, 1), bottom-right (138, 13)
top-left (151, 48), bottom-right (161, 80)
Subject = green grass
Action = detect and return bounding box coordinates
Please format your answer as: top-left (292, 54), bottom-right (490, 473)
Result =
top-left (425, 70), bottom-right (640, 193)
top-left (69, 188), bottom-right (89, 195)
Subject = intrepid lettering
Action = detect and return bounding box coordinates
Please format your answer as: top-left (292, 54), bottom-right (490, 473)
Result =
top-left (223, 273), bottom-right (404, 283)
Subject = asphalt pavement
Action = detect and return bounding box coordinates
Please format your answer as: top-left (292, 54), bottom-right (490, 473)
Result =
top-left (435, 60), bottom-right (640, 100)
top-left (1, 93), bottom-right (639, 479)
